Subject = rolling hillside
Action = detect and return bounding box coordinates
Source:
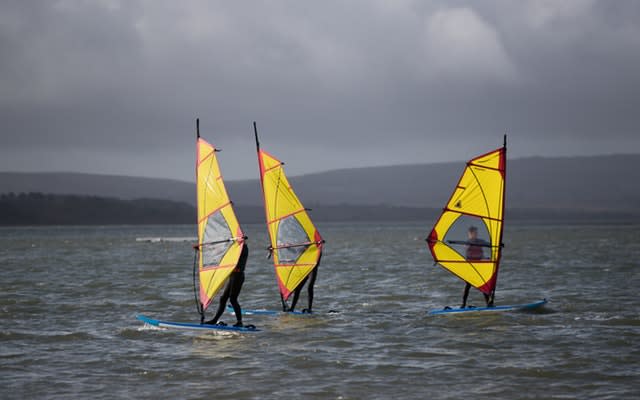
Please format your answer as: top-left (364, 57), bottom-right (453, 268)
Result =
top-left (1, 154), bottom-right (638, 215)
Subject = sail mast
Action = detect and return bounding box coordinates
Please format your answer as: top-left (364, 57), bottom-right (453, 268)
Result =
top-left (253, 121), bottom-right (260, 151)
top-left (254, 121), bottom-right (269, 235)
top-left (254, 122), bottom-right (265, 198)
top-left (490, 134), bottom-right (507, 303)
top-left (253, 121), bottom-right (272, 260)
top-left (193, 118), bottom-right (203, 321)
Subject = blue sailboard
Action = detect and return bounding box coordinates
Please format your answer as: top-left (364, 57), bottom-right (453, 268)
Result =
top-left (136, 314), bottom-right (260, 332)
top-left (428, 299), bottom-right (548, 315)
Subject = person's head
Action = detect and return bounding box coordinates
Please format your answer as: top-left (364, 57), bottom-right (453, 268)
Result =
top-left (468, 226), bottom-right (478, 239)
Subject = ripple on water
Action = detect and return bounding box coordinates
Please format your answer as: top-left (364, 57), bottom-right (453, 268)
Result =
top-left (1, 223), bottom-right (639, 399)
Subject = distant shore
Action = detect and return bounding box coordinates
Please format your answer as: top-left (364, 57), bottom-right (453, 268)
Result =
top-left (1, 193), bottom-right (638, 226)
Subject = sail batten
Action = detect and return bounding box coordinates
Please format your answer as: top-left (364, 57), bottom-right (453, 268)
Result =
top-left (255, 130), bottom-right (323, 301)
top-left (467, 161), bottom-right (502, 170)
top-left (427, 143), bottom-right (506, 296)
top-left (263, 163), bottom-right (284, 174)
top-left (442, 208), bottom-right (503, 222)
top-left (197, 201), bottom-right (233, 224)
top-left (266, 208), bottom-right (307, 224)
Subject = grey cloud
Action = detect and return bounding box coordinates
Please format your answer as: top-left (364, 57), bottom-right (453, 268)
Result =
top-left (1, 0), bottom-right (639, 180)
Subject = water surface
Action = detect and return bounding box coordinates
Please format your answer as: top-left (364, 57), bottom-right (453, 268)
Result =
top-left (1, 222), bottom-right (638, 399)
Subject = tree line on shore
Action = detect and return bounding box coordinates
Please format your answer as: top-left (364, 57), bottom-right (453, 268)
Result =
top-left (1, 192), bottom-right (637, 226)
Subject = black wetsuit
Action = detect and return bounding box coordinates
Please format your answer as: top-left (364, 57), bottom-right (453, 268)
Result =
top-left (462, 283), bottom-right (492, 308)
top-left (287, 255), bottom-right (321, 313)
top-left (206, 244), bottom-right (247, 326)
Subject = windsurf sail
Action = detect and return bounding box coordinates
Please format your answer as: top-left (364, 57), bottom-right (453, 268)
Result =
top-left (193, 119), bottom-right (246, 317)
top-left (253, 122), bottom-right (324, 304)
top-left (427, 136), bottom-right (507, 299)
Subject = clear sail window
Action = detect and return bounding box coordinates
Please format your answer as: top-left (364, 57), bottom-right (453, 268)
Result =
top-left (443, 215), bottom-right (492, 261)
top-left (202, 211), bottom-right (232, 266)
top-left (277, 215), bottom-right (310, 264)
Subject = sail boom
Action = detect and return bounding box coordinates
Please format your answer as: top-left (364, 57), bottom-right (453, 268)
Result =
top-left (446, 239), bottom-right (503, 248)
top-left (195, 236), bottom-right (247, 249)
top-left (270, 240), bottom-right (324, 251)
top-left (430, 259), bottom-right (494, 264)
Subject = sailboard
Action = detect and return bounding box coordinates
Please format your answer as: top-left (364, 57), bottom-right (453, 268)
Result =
top-left (425, 136), bottom-right (545, 314)
top-left (427, 299), bottom-right (548, 315)
top-left (137, 119), bottom-right (255, 331)
top-left (137, 315), bottom-right (259, 332)
top-left (253, 122), bottom-right (325, 310)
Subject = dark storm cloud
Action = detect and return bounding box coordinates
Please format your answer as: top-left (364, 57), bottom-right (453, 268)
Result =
top-left (1, 0), bottom-right (639, 180)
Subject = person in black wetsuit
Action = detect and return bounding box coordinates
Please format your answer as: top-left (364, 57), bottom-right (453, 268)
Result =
top-left (461, 226), bottom-right (493, 308)
top-left (204, 244), bottom-right (248, 327)
top-left (286, 266), bottom-right (318, 313)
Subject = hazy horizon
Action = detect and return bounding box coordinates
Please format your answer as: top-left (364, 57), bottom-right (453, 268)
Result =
top-left (1, 151), bottom-right (638, 183)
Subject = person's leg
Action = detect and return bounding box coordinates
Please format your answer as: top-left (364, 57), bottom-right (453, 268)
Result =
top-left (205, 280), bottom-right (231, 324)
top-left (228, 272), bottom-right (245, 326)
top-left (228, 244), bottom-right (248, 324)
top-left (484, 290), bottom-right (494, 307)
top-left (288, 285), bottom-right (302, 312)
top-left (461, 283), bottom-right (471, 308)
top-left (304, 267), bottom-right (318, 313)
top-left (288, 276), bottom-right (307, 312)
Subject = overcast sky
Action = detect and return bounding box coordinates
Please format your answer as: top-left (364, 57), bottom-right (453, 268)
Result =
top-left (1, 0), bottom-right (639, 181)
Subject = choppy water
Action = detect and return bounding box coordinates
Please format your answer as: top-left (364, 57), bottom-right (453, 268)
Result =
top-left (1, 222), bottom-right (638, 399)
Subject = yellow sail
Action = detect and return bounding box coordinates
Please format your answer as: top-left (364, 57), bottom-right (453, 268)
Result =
top-left (256, 141), bottom-right (324, 301)
top-left (427, 143), bottom-right (506, 295)
top-left (195, 133), bottom-right (245, 312)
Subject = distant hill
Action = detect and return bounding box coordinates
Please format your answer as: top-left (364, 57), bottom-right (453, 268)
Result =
top-left (0, 172), bottom-right (195, 205)
top-left (0, 192), bottom-right (195, 225)
top-left (250, 154), bottom-right (640, 211)
top-left (1, 154), bottom-right (639, 214)
top-left (2, 194), bottom-right (637, 226)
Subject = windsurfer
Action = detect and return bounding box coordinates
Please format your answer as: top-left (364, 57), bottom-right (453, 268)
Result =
top-left (255, 127), bottom-right (324, 317)
top-left (461, 226), bottom-right (494, 308)
top-left (205, 244), bottom-right (248, 327)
